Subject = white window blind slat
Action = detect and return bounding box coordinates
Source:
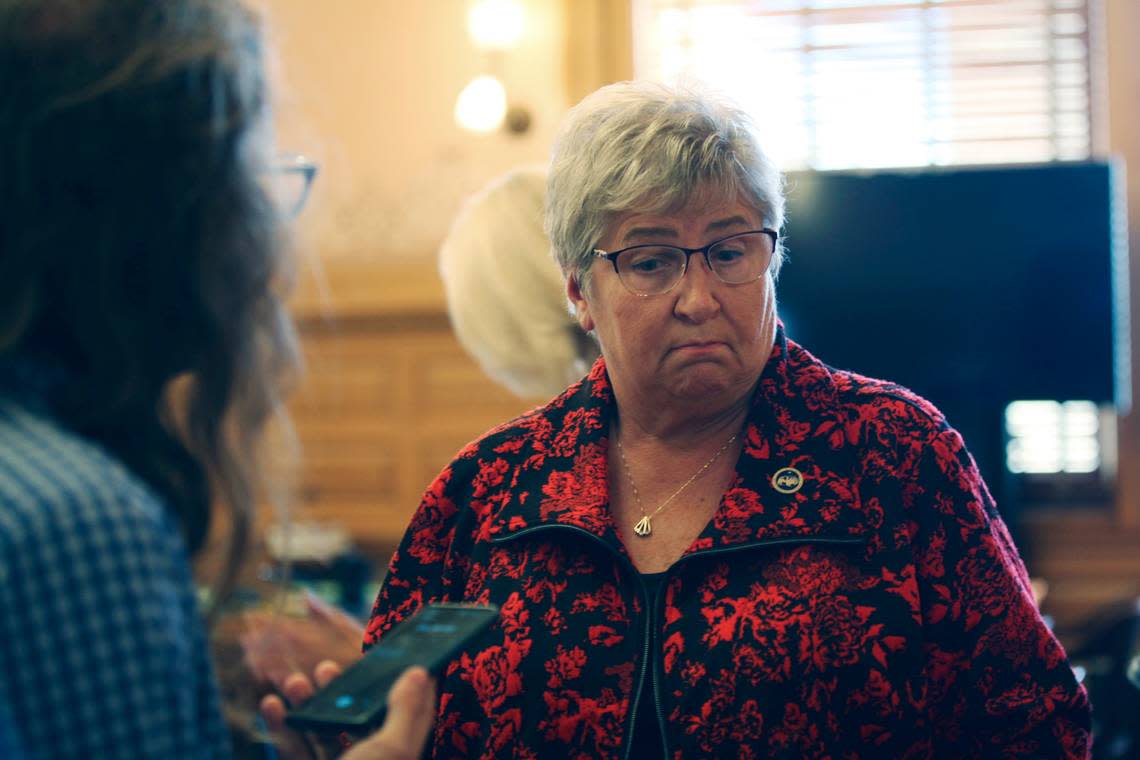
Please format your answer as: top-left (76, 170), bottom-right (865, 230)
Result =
top-left (633, 0), bottom-right (1103, 169)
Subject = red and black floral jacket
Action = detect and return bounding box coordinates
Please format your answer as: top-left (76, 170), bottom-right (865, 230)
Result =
top-left (365, 329), bottom-right (1091, 759)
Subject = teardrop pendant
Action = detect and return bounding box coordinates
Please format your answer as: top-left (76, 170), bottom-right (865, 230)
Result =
top-left (633, 515), bottom-right (652, 537)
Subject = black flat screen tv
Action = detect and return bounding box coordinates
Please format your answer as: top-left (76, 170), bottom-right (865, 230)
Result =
top-left (776, 161), bottom-right (1130, 531)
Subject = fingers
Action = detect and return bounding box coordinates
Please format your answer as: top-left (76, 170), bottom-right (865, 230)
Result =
top-left (341, 667), bottom-right (437, 760)
top-left (282, 671), bottom-right (317, 707)
top-left (258, 661), bottom-right (346, 739)
top-left (313, 659), bottom-right (344, 689)
top-left (256, 659), bottom-right (351, 735)
top-left (381, 667), bottom-right (437, 750)
top-left (260, 660), bottom-right (436, 760)
top-left (259, 693), bottom-right (288, 732)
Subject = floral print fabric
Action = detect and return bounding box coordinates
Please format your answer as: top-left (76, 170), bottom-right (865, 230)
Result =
top-left (366, 328), bottom-right (1091, 759)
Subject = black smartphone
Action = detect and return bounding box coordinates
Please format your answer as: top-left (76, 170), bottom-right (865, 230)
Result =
top-left (285, 602), bottom-right (499, 734)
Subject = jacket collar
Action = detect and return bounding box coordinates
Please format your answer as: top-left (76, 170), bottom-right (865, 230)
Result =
top-left (487, 326), bottom-right (871, 555)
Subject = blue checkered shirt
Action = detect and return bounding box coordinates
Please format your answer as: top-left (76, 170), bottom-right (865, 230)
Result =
top-left (0, 364), bottom-right (231, 759)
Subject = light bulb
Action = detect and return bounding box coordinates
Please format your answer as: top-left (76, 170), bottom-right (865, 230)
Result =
top-left (455, 76), bottom-right (507, 133)
top-left (467, 0), bottom-right (525, 50)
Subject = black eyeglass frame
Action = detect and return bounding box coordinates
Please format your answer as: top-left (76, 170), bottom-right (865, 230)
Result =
top-left (592, 228), bottom-right (779, 296)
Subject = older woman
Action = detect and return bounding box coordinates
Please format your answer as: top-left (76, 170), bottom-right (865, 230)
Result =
top-left (365, 82), bottom-right (1091, 758)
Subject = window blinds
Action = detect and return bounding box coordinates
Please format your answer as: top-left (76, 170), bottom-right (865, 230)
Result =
top-left (632, 0), bottom-right (1104, 169)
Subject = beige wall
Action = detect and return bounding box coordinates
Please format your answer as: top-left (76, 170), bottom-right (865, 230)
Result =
top-left (261, 0), bottom-right (568, 261)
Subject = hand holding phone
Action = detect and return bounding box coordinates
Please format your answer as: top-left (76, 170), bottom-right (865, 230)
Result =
top-left (338, 666), bottom-right (437, 760)
top-left (286, 603), bottom-right (499, 735)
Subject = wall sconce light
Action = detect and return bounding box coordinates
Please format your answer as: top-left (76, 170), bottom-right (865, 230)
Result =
top-left (455, 0), bottom-right (532, 136)
top-left (455, 75), bottom-right (507, 133)
top-left (467, 0), bottom-right (525, 50)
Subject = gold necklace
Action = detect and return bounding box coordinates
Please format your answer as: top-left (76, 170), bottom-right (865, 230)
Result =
top-left (615, 432), bottom-right (738, 538)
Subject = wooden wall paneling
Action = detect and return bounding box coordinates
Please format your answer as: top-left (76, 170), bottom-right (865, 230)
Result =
top-left (297, 433), bottom-right (400, 501)
top-left (288, 266), bottom-right (541, 553)
top-left (1024, 511), bottom-right (1140, 638)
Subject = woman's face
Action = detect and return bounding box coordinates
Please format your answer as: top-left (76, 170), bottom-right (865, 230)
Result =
top-left (567, 194), bottom-right (778, 412)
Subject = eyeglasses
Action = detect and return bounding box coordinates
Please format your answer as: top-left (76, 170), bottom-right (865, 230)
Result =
top-left (593, 229), bottom-right (778, 296)
top-left (265, 152), bottom-right (318, 219)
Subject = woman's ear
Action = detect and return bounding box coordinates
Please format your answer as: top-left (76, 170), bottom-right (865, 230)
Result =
top-left (565, 274), bottom-right (595, 333)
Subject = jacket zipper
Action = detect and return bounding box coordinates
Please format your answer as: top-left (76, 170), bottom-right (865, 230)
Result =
top-left (645, 572), bottom-right (670, 760)
top-left (624, 574), bottom-right (657, 760)
top-left (490, 527), bottom-right (866, 758)
top-left (491, 525), bottom-right (661, 759)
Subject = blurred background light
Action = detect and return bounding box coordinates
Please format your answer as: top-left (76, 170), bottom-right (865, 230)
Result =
top-left (1006, 400), bottom-right (1102, 474)
top-left (454, 75), bottom-right (507, 133)
top-left (467, 0), bottom-right (525, 51)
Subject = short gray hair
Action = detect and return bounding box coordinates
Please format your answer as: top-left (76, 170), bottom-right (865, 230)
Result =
top-left (545, 80), bottom-right (785, 287)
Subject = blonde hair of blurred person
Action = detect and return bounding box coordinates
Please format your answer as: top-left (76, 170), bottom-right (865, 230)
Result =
top-left (438, 166), bottom-right (597, 399)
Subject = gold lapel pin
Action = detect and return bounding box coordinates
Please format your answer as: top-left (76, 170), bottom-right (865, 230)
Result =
top-left (771, 466), bottom-right (804, 494)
